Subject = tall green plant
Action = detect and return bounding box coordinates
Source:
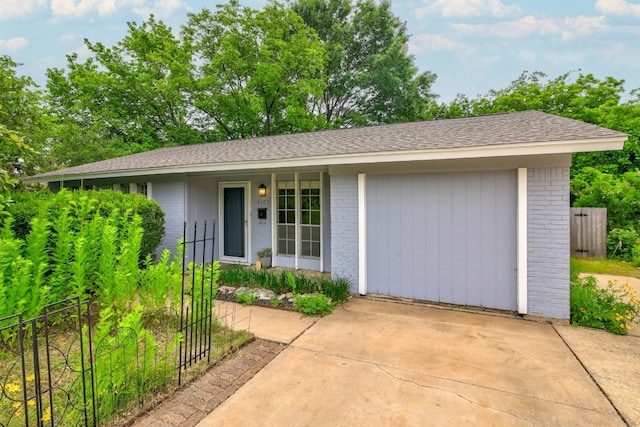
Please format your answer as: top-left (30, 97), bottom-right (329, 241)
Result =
top-left (49, 207), bottom-right (74, 301)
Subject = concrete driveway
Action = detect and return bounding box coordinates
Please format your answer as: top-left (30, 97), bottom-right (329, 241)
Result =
top-left (198, 298), bottom-right (625, 426)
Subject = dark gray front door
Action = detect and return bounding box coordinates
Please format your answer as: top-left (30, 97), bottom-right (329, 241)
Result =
top-left (223, 187), bottom-right (245, 258)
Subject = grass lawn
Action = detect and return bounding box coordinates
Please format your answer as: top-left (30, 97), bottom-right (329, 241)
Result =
top-left (571, 257), bottom-right (640, 279)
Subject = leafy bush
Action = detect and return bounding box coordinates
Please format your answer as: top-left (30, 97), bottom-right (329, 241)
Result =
top-left (294, 294), bottom-right (334, 316)
top-left (236, 291), bottom-right (259, 305)
top-left (570, 275), bottom-right (639, 335)
top-left (7, 189), bottom-right (165, 261)
top-left (606, 228), bottom-right (638, 261)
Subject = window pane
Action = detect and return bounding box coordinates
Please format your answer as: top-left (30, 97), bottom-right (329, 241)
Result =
top-left (312, 226), bottom-right (320, 241)
top-left (311, 242), bottom-right (320, 257)
top-left (301, 241), bottom-right (311, 257)
top-left (310, 211), bottom-right (320, 225)
top-left (286, 211), bottom-right (295, 223)
top-left (301, 226), bottom-right (311, 240)
top-left (301, 211), bottom-right (309, 224)
top-left (278, 240), bottom-right (287, 254)
top-left (287, 196), bottom-right (295, 209)
top-left (310, 196), bottom-right (320, 210)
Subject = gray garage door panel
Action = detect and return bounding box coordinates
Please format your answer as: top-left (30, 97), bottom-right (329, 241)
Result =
top-left (366, 171), bottom-right (517, 311)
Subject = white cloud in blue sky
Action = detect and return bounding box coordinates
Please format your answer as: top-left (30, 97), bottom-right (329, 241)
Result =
top-left (1, 0), bottom-right (639, 102)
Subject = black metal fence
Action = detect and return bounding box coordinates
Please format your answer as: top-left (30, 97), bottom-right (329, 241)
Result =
top-left (0, 219), bottom-right (253, 426)
top-left (0, 297), bottom-right (95, 426)
top-left (177, 220), bottom-right (217, 385)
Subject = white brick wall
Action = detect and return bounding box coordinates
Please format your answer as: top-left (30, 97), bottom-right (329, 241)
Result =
top-left (527, 167), bottom-right (570, 319)
top-left (329, 174), bottom-right (359, 291)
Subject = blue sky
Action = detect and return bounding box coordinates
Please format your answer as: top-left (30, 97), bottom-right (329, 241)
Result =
top-left (1, 0), bottom-right (640, 103)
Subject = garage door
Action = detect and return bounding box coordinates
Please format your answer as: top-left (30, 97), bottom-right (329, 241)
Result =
top-left (366, 170), bottom-right (517, 311)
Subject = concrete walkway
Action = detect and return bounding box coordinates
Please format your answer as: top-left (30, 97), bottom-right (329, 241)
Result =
top-left (198, 298), bottom-right (630, 426)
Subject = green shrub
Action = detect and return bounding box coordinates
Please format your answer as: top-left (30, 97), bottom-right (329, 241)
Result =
top-left (235, 292), bottom-right (259, 305)
top-left (606, 228), bottom-right (638, 261)
top-left (7, 189), bottom-right (165, 261)
top-left (570, 275), bottom-right (639, 335)
top-left (294, 294), bottom-right (334, 316)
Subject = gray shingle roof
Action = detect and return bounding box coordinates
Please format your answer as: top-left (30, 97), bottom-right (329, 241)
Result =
top-left (28, 111), bottom-right (626, 180)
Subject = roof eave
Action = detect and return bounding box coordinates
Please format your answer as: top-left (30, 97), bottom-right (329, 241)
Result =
top-left (22, 136), bottom-right (627, 184)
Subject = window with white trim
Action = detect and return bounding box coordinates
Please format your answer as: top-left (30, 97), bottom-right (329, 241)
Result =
top-left (277, 181), bottom-right (296, 255)
top-left (300, 181), bottom-right (321, 257)
top-left (137, 183), bottom-right (148, 197)
top-left (277, 180), bottom-right (321, 258)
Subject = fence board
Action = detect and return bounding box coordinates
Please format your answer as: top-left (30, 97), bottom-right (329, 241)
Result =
top-left (570, 207), bottom-right (607, 258)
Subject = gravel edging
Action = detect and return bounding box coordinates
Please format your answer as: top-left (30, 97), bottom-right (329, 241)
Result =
top-left (133, 339), bottom-right (285, 427)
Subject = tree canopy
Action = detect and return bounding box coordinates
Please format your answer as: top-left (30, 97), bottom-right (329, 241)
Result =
top-left (3, 1), bottom-right (640, 246)
top-left (291, 0), bottom-right (437, 126)
top-left (186, 1), bottom-right (327, 139)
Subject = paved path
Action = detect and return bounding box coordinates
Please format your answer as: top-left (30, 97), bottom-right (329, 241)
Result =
top-left (198, 299), bottom-right (627, 426)
top-left (132, 339), bottom-right (284, 427)
top-left (133, 297), bottom-right (639, 427)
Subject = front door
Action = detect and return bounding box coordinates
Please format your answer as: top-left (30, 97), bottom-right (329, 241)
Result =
top-left (220, 183), bottom-right (249, 262)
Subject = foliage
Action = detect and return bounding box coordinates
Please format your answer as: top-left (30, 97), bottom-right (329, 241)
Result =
top-left (0, 196), bottom-right (147, 316)
top-left (294, 293), bottom-right (334, 316)
top-left (0, 56), bottom-right (49, 175)
top-left (571, 168), bottom-right (640, 234)
top-left (139, 249), bottom-right (181, 311)
top-left (256, 247), bottom-right (272, 258)
top-left (219, 265), bottom-right (351, 304)
top-left (236, 291), bottom-right (259, 305)
top-left (570, 275), bottom-right (639, 335)
top-left (46, 15), bottom-right (203, 160)
top-left (7, 189), bottom-right (164, 261)
top-left (605, 228), bottom-right (639, 261)
top-left (291, 0), bottom-right (437, 126)
top-left (186, 1), bottom-right (327, 139)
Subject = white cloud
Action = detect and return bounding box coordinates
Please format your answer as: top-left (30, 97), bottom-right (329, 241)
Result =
top-left (416, 0), bottom-right (523, 18)
top-left (0, 0), bottom-right (47, 20)
top-left (0, 37), bottom-right (28, 51)
top-left (50, 0), bottom-right (146, 19)
top-left (60, 33), bottom-right (76, 42)
top-left (409, 34), bottom-right (463, 53)
top-left (454, 15), bottom-right (607, 40)
top-left (132, 0), bottom-right (186, 20)
top-left (595, 0), bottom-right (640, 17)
top-left (74, 44), bottom-right (91, 59)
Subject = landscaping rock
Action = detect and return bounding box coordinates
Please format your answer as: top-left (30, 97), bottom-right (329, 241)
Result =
top-left (235, 287), bottom-right (275, 301)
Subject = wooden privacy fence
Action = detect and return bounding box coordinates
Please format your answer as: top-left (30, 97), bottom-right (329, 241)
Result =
top-left (570, 207), bottom-right (607, 258)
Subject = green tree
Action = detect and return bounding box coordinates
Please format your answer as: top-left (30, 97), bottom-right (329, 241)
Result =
top-left (185, 1), bottom-right (327, 139)
top-left (46, 15), bottom-right (202, 160)
top-left (0, 55), bottom-right (50, 175)
top-left (291, 0), bottom-right (437, 126)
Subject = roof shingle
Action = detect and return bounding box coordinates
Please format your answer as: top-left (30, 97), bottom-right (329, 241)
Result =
top-left (29, 111), bottom-right (626, 180)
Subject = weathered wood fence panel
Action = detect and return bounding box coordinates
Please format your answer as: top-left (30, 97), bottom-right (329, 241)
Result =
top-left (570, 207), bottom-right (607, 258)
